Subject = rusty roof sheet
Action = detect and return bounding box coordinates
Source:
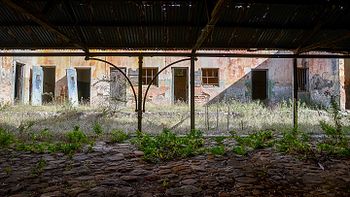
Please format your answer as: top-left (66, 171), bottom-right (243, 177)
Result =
top-left (0, 0), bottom-right (349, 52)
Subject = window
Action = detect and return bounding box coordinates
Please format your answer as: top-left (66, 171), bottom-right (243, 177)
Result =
top-left (297, 67), bottom-right (308, 91)
top-left (202, 68), bottom-right (219, 86)
top-left (142, 67), bottom-right (158, 86)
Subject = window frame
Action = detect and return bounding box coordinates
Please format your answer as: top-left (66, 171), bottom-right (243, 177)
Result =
top-left (201, 68), bottom-right (219, 87)
top-left (142, 67), bottom-right (159, 86)
top-left (297, 67), bottom-right (309, 92)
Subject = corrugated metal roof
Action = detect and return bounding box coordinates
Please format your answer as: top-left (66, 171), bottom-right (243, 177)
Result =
top-left (0, 0), bottom-right (349, 52)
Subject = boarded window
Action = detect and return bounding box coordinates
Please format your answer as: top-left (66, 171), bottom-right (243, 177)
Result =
top-left (142, 67), bottom-right (158, 86)
top-left (297, 68), bottom-right (308, 91)
top-left (202, 68), bottom-right (219, 86)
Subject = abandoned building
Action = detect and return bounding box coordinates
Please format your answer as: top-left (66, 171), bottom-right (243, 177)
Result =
top-left (0, 0), bottom-right (350, 134)
top-left (0, 51), bottom-right (349, 110)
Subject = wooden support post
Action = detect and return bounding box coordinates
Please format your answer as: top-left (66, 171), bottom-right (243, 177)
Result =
top-left (138, 55), bottom-right (143, 132)
top-left (293, 57), bottom-right (298, 130)
top-left (190, 55), bottom-right (195, 131)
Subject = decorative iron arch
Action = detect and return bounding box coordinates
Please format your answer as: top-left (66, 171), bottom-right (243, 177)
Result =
top-left (85, 56), bottom-right (138, 111)
top-left (142, 57), bottom-right (197, 111)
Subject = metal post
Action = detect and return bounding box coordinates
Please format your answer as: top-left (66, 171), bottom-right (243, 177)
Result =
top-left (190, 55), bottom-right (195, 131)
top-left (293, 57), bottom-right (298, 130)
top-left (138, 55), bottom-right (143, 132)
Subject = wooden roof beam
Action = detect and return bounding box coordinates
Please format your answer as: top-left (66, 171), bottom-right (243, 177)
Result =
top-left (192, 0), bottom-right (227, 52)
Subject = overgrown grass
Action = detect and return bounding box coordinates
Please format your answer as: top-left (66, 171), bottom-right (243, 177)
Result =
top-left (317, 96), bottom-right (350, 157)
top-left (0, 98), bottom-right (349, 161)
top-left (275, 129), bottom-right (312, 155)
top-left (131, 129), bottom-right (205, 162)
top-left (232, 130), bottom-right (274, 155)
top-left (0, 100), bottom-right (336, 135)
top-left (110, 129), bottom-right (129, 143)
top-left (0, 128), bottom-right (15, 147)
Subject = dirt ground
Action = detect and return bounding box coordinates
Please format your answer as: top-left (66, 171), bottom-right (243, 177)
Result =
top-left (0, 142), bottom-right (349, 197)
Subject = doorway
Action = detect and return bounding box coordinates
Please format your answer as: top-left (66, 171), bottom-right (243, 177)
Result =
top-left (110, 67), bottom-right (127, 103)
top-left (76, 68), bottom-right (91, 103)
top-left (173, 68), bottom-right (188, 103)
top-left (42, 66), bottom-right (56, 103)
top-left (14, 62), bottom-right (24, 103)
top-left (252, 70), bottom-right (268, 101)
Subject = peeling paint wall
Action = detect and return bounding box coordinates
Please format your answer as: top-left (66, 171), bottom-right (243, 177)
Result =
top-left (0, 51), bottom-right (343, 108)
top-left (343, 59), bottom-right (350, 110)
top-left (307, 58), bottom-right (340, 108)
top-left (0, 57), bottom-right (14, 104)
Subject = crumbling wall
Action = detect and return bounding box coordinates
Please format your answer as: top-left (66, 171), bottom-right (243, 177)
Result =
top-left (308, 58), bottom-right (339, 108)
top-left (205, 56), bottom-right (293, 104)
top-left (0, 50), bottom-right (343, 108)
top-left (341, 59), bottom-right (349, 110)
top-left (0, 57), bottom-right (14, 105)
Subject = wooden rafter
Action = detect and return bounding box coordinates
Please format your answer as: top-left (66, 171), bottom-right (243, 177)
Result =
top-left (192, 0), bottom-right (227, 52)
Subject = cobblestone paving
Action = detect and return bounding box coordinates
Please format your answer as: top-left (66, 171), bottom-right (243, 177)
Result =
top-left (0, 142), bottom-right (349, 197)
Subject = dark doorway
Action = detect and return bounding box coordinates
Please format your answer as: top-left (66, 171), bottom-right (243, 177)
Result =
top-left (110, 67), bottom-right (127, 103)
top-left (14, 62), bottom-right (24, 103)
top-left (42, 67), bottom-right (56, 103)
top-left (252, 70), bottom-right (268, 100)
top-left (76, 68), bottom-right (91, 103)
top-left (173, 68), bottom-right (188, 103)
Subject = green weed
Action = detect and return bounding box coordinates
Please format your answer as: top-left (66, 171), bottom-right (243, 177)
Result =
top-left (131, 129), bottom-right (204, 162)
top-left (275, 129), bottom-right (311, 155)
top-left (93, 122), bottom-right (103, 135)
top-left (110, 129), bottom-right (128, 143)
top-left (317, 96), bottom-right (350, 156)
top-left (232, 130), bottom-right (274, 155)
top-left (0, 128), bottom-right (15, 147)
top-left (210, 145), bottom-right (225, 155)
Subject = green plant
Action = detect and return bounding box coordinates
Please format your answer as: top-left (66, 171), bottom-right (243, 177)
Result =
top-left (275, 130), bottom-right (311, 155)
top-left (93, 122), bottom-right (103, 135)
top-left (234, 130), bottom-right (273, 150)
top-left (110, 129), bottom-right (128, 143)
top-left (131, 129), bottom-right (204, 162)
top-left (161, 178), bottom-right (170, 188)
top-left (214, 136), bottom-right (226, 145)
top-left (3, 166), bottom-right (12, 175)
top-left (232, 145), bottom-right (247, 155)
top-left (66, 126), bottom-right (88, 144)
top-left (0, 128), bottom-right (15, 147)
top-left (231, 130), bottom-right (273, 155)
top-left (317, 95), bottom-right (350, 156)
top-left (31, 129), bottom-right (53, 142)
top-left (210, 145), bottom-right (225, 155)
top-left (319, 96), bottom-right (344, 143)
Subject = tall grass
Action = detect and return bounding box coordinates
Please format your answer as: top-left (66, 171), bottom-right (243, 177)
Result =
top-left (0, 100), bottom-right (342, 135)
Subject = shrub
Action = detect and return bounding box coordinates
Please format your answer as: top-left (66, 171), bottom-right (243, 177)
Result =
top-left (110, 129), bottom-right (129, 143)
top-left (131, 129), bottom-right (204, 162)
top-left (210, 145), bottom-right (225, 155)
top-left (31, 129), bottom-right (53, 142)
top-left (0, 128), bottom-right (15, 147)
top-left (317, 95), bottom-right (349, 156)
top-left (214, 136), bottom-right (226, 145)
top-left (232, 130), bottom-right (274, 155)
top-left (93, 122), bottom-right (103, 135)
top-left (65, 126), bottom-right (88, 144)
top-left (275, 130), bottom-right (311, 155)
top-left (232, 146), bottom-right (247, 155)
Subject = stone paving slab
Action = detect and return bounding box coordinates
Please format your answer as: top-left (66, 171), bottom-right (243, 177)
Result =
top-left (0, 143), bottom-right (349, 197)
